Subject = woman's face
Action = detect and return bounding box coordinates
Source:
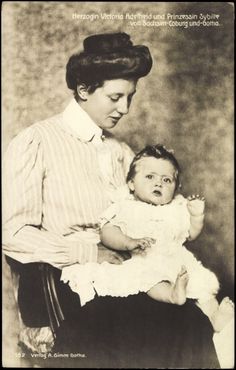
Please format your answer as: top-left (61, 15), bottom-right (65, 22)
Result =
top-left (128, 157), bottom-right (177, 206)
top-left (80, 79), bottom-right (137, 129)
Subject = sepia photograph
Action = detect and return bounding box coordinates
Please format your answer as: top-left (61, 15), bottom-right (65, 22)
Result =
top-left (2, 1), bottom-right (234, 368)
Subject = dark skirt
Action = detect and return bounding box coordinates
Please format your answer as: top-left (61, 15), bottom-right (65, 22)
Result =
top-left (17, 262), bottom-right (220, 368)
top-left (53, 277), bottom-right (220, 368)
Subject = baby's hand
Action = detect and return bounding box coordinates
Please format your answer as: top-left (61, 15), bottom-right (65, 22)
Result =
top-left (187, 194), bottom-right (205, 216)
top-left (126, 237), bottom-right (155, 255)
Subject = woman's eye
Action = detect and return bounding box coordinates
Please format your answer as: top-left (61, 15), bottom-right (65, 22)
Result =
top-left (110, 97), bottom-right (119, 102)
top-left (146, 174), bottom-right (153, 179)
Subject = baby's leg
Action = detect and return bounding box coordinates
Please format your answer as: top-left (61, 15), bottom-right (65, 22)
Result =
top-left (197, 297), bottom-right (234, 332)
top-left (147, 266), bottom-right (189, 305)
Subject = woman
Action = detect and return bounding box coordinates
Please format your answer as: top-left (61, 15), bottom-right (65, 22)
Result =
top-left (3, 32), bottom-right (220, 368)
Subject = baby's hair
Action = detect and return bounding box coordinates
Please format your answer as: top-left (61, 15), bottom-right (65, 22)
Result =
top-left (127, 144), bottom-right (181, 189)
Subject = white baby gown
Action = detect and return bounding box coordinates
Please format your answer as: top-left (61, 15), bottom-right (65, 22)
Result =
top-left (61, 194), bottom-right (219, 306)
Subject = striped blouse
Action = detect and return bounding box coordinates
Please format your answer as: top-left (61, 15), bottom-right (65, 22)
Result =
top-left (3, 99), bottom-right (134, 268)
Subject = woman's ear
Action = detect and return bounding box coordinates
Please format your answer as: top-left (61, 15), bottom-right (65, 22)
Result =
top-left (77, 84), bottom-right (89, 101)
top-left (127, 180), bottom-right (135, 192)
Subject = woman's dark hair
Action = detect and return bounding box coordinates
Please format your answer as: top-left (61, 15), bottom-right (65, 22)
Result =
top-left (127, 144), bottom-right (181, 190)
top-left (66, 32), bottom-right (153, 99)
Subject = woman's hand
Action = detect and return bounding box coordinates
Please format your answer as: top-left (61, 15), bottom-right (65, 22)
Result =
top-left (97, 243), bottom-right (126, 264)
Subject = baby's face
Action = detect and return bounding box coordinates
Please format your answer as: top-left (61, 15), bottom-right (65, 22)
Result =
top-left (128, 157), bottom-right (177, 206)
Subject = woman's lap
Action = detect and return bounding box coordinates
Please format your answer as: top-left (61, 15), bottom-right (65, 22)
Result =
top-left (54, 290), bottom-right (220, 368)
top-left (17, 264), bottom-right (220, 368)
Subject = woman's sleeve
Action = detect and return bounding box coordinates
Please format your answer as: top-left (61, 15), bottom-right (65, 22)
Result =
top-left (3, 126), bottom-right (97, 269)
top-left (120, 141), bottom-right (135, 178)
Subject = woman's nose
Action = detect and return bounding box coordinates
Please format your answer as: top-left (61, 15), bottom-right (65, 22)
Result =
top-left (116, 98), bottom-right (129, 115)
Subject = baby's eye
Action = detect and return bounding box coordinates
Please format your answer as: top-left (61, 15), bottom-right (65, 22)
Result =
top-left (146, 174), bottom-right (153, 180)
top-left (162, 177), bottom-right (172, 184)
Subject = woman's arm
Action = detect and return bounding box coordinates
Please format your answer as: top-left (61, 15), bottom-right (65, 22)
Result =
top-left (3, 127), bottom-right (98, 269)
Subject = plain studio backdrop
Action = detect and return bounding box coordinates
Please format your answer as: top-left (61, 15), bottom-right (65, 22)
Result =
top-left (2, 2), bottom-right (234, 367)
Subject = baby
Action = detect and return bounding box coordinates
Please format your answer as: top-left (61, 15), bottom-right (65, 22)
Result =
top-left (62, 144), bottom-right (234, 333)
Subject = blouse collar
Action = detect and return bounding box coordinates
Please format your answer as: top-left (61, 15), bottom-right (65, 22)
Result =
top-left (61, 98), bottom-right (103, 142)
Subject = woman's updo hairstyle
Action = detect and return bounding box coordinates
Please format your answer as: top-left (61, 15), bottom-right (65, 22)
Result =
top-left (66, 32), bottom-right (153, 96)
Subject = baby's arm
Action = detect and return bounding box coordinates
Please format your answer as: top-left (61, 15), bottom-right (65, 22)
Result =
top-left (101, 222), bottom-right (154, 254)
top-left (187, 195), bottom-right (205, 241)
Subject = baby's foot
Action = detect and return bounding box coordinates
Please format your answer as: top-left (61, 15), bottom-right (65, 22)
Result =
top-left (212, 297), bottom-right (234, 332)
top-left (171, 266), bottom-right (189, 305)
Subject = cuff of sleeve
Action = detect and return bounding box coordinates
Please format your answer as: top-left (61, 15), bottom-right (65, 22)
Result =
top-left (191, 213), bottom-right (205, 218)
top-left (69, 244), bottom-right (80, 265)
top-left (69, 243), bottom-right (98, 265)
top-left (88, 243), bottom-right (98, 263)
top-left (190, 214), bottom-right (204, 224)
